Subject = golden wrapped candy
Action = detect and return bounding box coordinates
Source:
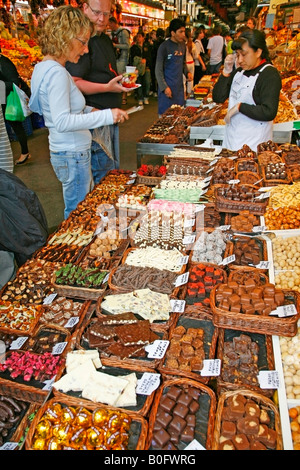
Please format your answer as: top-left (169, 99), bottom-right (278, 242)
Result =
top-left (34, 419), bottom-right (52, 439)
top-left (74, 408), bottom-right (92, 428)
top-left (32, 437), bottom-right (47, 450)
top-left (61, 406), bottom-right (76, 425)
top-left (92, 408), bottom-right (109, 427)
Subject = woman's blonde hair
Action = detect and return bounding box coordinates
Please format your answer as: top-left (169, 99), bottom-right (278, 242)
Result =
top-left (38, 5), bottom-right (92, 57)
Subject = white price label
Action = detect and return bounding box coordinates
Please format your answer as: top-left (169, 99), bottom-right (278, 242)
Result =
top-left (102, 273), bottom-right (109, 285)
top-left (209, 157), bottom-right (219, 166)
top-left (145, 340), bottom-right (169, 359)
top-left (179, 255), bottom-right (189, 265)
top-left (203, 176), bottom-right (212, 184)
top-left (185, 439), bottom-right (206, 450)
top-left (43, 293), bottom-right (57, 305)
top-left (170, 299), bottom-right (186, 313)
top-left (183, 234), bottom-right (196, 245)
top-left (0, 442), bottom-right (19, 450)
top-left (130, 173), bottom-right (137, 178)
top-left (136, 372), bottom-right (161, 396)
top-left (229, 179), bottom-right (240, 185)
top-left (258, 370), bottom-right (280, 389)
top-left (200, 359), bottom-right (221, 377)
top-left (220, 254), bottom-right (236, 266)
top-left (200, 188), bottom-right (208, 196)
top-left (270, 304), bottom-right (297, 318)
top-left (252, 226), bottom-right (266, 233)
top-left (64, 316), bottom-right (80, 329)
top-left (126, 179), bottom-right (136, 185)
top-left (184, 218), bottom-right (195, 228)
top-left (43, 375), bottom-right (56, 391)
top-left (52, 342), bottom-right (67, 355)
top-left (218, 225), bottom-right (231, 231)
top-left (174, 272), bottom-right (189, 287)
top-left (255, 192), bottom-right (270, 200)
top-left (10, 336), bottom-right (28, 350)
top-left (255, 261), bottom-right (270, 269)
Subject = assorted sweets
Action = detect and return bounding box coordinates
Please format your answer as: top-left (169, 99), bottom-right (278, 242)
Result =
top-left (31, 402), bottom-right (132, 450)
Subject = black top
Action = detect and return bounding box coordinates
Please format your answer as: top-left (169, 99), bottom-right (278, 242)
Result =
top-left (66, 33), bottom-right (121, 110)
top-left (212, 62), bottom-right (282, 122)
top-left (0, 54), bottom-right (31, 97)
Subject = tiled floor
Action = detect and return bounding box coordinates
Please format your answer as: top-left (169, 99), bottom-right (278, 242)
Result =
top-left (11, 93), bottom-right (160, 234)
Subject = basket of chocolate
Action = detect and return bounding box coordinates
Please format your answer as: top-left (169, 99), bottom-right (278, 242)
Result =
top-left (0, 393), bottom-right (39, 450)
top-left (216, 330), bottom-right (275, 398)
top-left (75, 314), bottom-right (169, 371)
top-left (121, 246), bottom-right (187, 275)
top-left (236, 171), bottom-right (263, 186)
top-left (235, 158), bottom-right (259, 174)
top-left (183, 262), bottom-right (227, 317)
top-left (260, 161), bottom-right (292, 186)
top-left (223, 236), bottom-right (268, 271)
top-left (214, 184), bottom-right (269, 215)
top-left (224, 210), bottom-right (261, 233)
top-left (51, 263), bottom-right (109, 301)
top-left (0, 300), bottom-right (44, 337)
top-left (158, 315), bottom-right (219, 384)
top-left (227, 267), bottom-right (269, 286)
top-left (146, 377), bottom-right (216, 450)
top-left (210, 280), bottom-right (300, 337)
top-left (96, 287), bottom-right (176, 331)
top-left (136, 164), bottom-right (167, 186)
top-left (211, 389), bottom-right (283, 450)
top-left (52, 349), bottom-right (155, 417)
top-left (25, 396), bottom-right (148, 450)
top-left (257, 150), bottom-right (283, 166)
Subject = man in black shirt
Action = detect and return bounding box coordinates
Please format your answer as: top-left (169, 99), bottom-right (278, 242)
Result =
top-left (66, 0), bottom-right (128, 184)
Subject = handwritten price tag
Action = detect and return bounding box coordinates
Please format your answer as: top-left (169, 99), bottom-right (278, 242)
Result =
top-left (174, 272), bottom-right (189, 287)
top-left (145, 340), bottom-right (169, 359)
top-left (258, 370), bottom-right (280, 389)
top-left (10, 336), bottom-right (28, 350)
top-left (136, 373), bottom-right (161, 396)
top-left (43, 293), bottom-right (57, 305)
top-left (270, 304), bottom-right (297, 318)
top-left (52, 342), bottom-right (67, 355)
top-left (185, 439), bottom-right (206, 450)
top-left (64, 316), bottom-right (80, 329)
top-left (200, 359), bottom-right (221, 376)
top-left (183, 234), bottom-right (196, 245)
top-left (220, 254), bottom-right (236, 266)
top-left (170, 299), bottom-right (186, 313)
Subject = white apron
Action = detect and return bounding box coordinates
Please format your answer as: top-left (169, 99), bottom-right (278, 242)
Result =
top-left (223, 64), bottom-right (273, 151)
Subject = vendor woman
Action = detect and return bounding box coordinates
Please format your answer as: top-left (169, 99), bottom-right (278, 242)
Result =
top-left (212, 29), bottom-right (282, 151)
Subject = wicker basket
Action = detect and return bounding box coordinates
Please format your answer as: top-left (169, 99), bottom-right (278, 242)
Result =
top-left (51, 272), bottom-right (108, 301)
top-left (108, 265), bottom-right (181, 298)
top-left (224, 236), bottom-right (268, 272)
top-left (146, 376), bottom-right (217, 450)
top-left (224, 212), bottom-right (261, 233)
top-left (25, 396), bottom-right (148, 450)
top-left (214, 184), bottom-right (269, 215)
top-left (258, 152), bottom-right (283, 166)
top-left (0, 336), bottom-right (75, 404)
top-left (211, 286), bottom-right (300, 337)
top-left (236, 171), bottom-right (263, 186)
top-left (75, 316), bottom-right (170, 371)
top-left (158, 314), bottom-right (219, 384)
top-left (228, 267), bottom-right (269, 286)
top-left (0, 301), bottom-right (44, 337)
top-left (0, 396), bottom-right (37, 449)
top-left (39, 299), bottom-right (92, 337)
top-left (235, 158), bottom-right (259, 174)
top-left (121, 247), bottom-right (187, 275)
top-left (216, 328), bottom-right (275, 398)
top-left (183, 261), bottom-right (227, 317)
top-left (53, 364), bottom-right (155, 418)
top-left (211, 389), bottom-right (283, 450)
top-left (96, 289), bottom-right (178, 331)
top-left (22, 323), bottom-right (71, 353)
top-left (260, 164), bottom-right (292, 186)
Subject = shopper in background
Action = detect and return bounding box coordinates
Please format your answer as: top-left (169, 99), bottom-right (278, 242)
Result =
top-left (66, 0), bottom-right (129, 185)
top-left (0, 47), bottom-right (31, 165)
top-left (155, 18), bottom-right (192, 116)
top-left (0, 105), bottom-right (13, 172)
top-left (193, 27), bottom-right (207, 85)
top-left (151, 27), bottom-right (165, 97)
top-left (247, 17), bottom-right (257, 30)
top-left (129, 31), bottom-right (151, 105)
top-left (148, 29), bottom-right (157, 96)
top-left (212, 29), bottom-right (281, 151)
top-left (29, 5), bottom-right (128, 219)
top-left (207, 25), bottom-right (225, 74)
top-left (108, 16), bottom-right (130, 105)
top-left (185, 27), bottom-right (198, 97)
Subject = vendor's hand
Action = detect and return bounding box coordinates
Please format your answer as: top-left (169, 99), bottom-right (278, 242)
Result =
top-left (106, 75), bottom-right (129, 93)
top-left (224, 103), bottom-right (240, 124)
top-left (187, 72), bottom-right (193, 82)
top-left (164, 86), bottom-right (172, 98)
top-left (223, 54), bottom-right (235, 76)
top-left (111, 108), bottom-right (129, 124)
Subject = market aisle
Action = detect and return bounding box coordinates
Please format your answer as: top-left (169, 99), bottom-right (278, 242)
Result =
top-left (10, 93), bottom-right (159, 233)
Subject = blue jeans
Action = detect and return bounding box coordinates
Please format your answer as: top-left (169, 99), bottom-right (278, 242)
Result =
top-left (209, 62), bottom-right (222, 74)
top-left (50, 149), bottom-right (92, 219)
top-left (91, 124), bottom-right (120, 185)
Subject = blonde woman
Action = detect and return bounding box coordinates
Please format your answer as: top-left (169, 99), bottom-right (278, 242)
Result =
top-left (29, 5), bottom-right (128, 219)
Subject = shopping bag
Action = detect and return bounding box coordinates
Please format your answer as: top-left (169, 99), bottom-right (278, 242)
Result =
top-left (5, 84), bottom-right (25, 122)
top-left (13, 83), bottom-right (32, 118)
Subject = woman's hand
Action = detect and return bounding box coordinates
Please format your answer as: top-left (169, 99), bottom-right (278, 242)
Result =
top-left (111, 108), bottom-right (129, 124)
top-left (106, 75), bottom-right (129, 93)
top-left (164, 86), bottom-right (172, 98)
